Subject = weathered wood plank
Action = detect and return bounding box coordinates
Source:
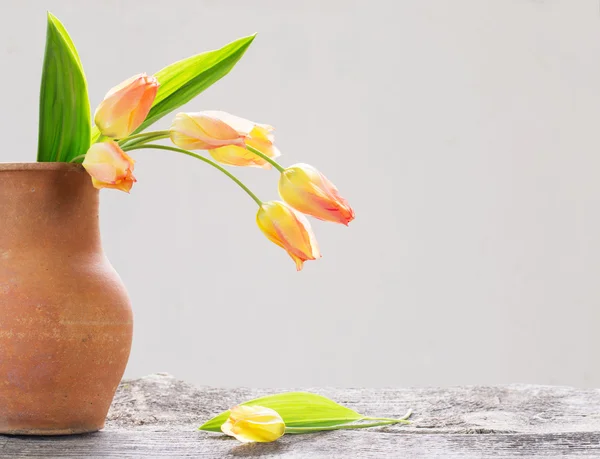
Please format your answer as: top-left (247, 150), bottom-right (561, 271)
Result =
top-left (1, 374), bottom-right (600, 458)
top-left (2, 431), bottom-right (600, 458)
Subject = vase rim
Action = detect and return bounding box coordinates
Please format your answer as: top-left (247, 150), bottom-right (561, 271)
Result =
top-left (0, 162), bottom-right (84, 172)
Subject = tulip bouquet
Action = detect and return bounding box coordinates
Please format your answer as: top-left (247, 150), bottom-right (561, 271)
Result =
top-left (29, 12), bottom-right (410, 443)
top-left (37, 13), bottom-right (354, 271)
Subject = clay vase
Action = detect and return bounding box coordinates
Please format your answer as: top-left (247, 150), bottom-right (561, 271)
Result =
top-left (0, 163), bottom-right (133, 435)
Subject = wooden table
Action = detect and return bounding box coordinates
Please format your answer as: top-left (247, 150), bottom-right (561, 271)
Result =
top-left (1, 373), bottom-right (599, 458)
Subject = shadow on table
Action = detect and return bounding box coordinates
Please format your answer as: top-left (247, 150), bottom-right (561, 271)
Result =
top-left (211, 431), bottom-right (331, 457)
top-left (0, 432), bottom-right (100, 441)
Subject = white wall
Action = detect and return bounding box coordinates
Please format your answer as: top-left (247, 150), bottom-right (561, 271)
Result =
top-left (2, 0), bottom-right (599, 388)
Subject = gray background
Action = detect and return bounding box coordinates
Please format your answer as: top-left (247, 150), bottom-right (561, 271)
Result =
top-left (1, 0), bottom-right (599, 388)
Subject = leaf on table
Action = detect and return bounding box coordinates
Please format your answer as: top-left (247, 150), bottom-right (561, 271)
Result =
top-left (199, 392), bottom-right (363, 432)
top-left (38, 12), bottom-right (91, 162)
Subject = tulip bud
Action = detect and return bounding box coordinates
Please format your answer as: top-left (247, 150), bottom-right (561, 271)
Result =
top-left (170, 111), bottom-right (280, 168)
top-left (256, 201), bottom-right (321, 271)
top-left (221, 405), bottom-right (285, 443)
top-left (82, 141), bottom-right (136, 193)
top-left (278, 163), bottom-right (354, 225)
top-left (94, 74), bottom-right (159, 139)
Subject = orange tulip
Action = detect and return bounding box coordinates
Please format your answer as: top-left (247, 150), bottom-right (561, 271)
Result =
top-left (170, 111), bottom-right (280, 168)
top-left (94, 74), bottom-right (159, 139)
top-left (221, 406), bottom-right (285, 443)
top-left (256, 201), bottom-right (321, 271)
top-left (278, 164), bottom-right (354, 225)
top-left (169, 112), bottom-right (245, 151)
top-left (82, 141), bottom-right (136, 193)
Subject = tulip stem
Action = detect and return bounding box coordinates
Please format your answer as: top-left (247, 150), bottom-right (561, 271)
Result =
top-left (245, 145), bottom-right (285, 172)
top-left (285, 420), bottom-right (410, 434)
top-left (126, 144), bottom-right (264, 206)
top-left (362, 409), bottom-right (413, 423)
top-left (69, 154), bottom-right (86, 163)
top-left (284, 420), bottom-right (407, 434)
top-left (118, 130), bottom-right (171, 148)
top-left (284, 409), bottom-right (412, 434)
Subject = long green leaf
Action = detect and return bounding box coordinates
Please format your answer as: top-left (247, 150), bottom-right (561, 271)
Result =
top-left (199, 392), bottom-right (363, 432)
top-left (38, 13), bottom-right (90, 162)
top-left (90, 34), bottom-right (255, 143)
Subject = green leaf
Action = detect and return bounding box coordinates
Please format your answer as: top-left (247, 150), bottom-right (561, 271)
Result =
top-left (38, 12), bottom-right (91, 162)
top-left (90, 34), bottom-right (255, 143)
top-left (199, 392), bottom-right (363, 432)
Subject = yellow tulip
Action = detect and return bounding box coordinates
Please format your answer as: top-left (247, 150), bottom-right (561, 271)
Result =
top-left (82, 141), bottom-right (136, 193)
top-left (256, 201), bottom-right (321, 271)
top-left (170, 111), bottom-right (280, 168)
top-left (94, 74), bottom-right (159, 139)
top-left (221, 405), bottom-right (285, 443)
top-left (278, 163), bottom-right (355, 225)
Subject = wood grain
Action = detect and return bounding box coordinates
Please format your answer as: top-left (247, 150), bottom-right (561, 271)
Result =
top-left (2, 373), bottom-right (599, 458)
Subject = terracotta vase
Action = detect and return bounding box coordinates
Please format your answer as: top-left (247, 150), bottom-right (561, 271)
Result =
top-left (0, 163), bottom-right (133, 435)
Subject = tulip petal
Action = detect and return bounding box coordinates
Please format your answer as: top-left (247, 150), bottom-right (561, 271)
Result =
top-left (246, 136), bottom-right (280, 159)
top-left (208, 145), bottom-right (270, 168)
top-left (221, 406), bottom-right (285, 443)
top-left (230, 420), bottom-right (285, 443)
top-left (104, 74), bottom-right (144, 98)
top-left (220, 419), bottom-right (236, 438)
top-left (170, 112), bottom-right (246, 150)
top-left (191, 113), bottom-right (242, 140)
top-left (278, 164), bottom-right (354, 225)
top-left (108, 82), bottom-right (147, 121)
top-left (248, 125), bottom-right (275, 143)
top-left (129, 86), bottom-right (158, 135)
top-left (91, 177), bottom-right (135, 193)
top-left (84, 163), bottom-right (119, 184)
top-left (273, 209), bottom-right (321, 270)
top-left (83, 141), bottom-right (137, 193)
top-left (203, 110), bottom-right (273, 135)
top-left (256, 201), bottom-right (321, 271)
top-left (94, 74), bottom-right (159, 138)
